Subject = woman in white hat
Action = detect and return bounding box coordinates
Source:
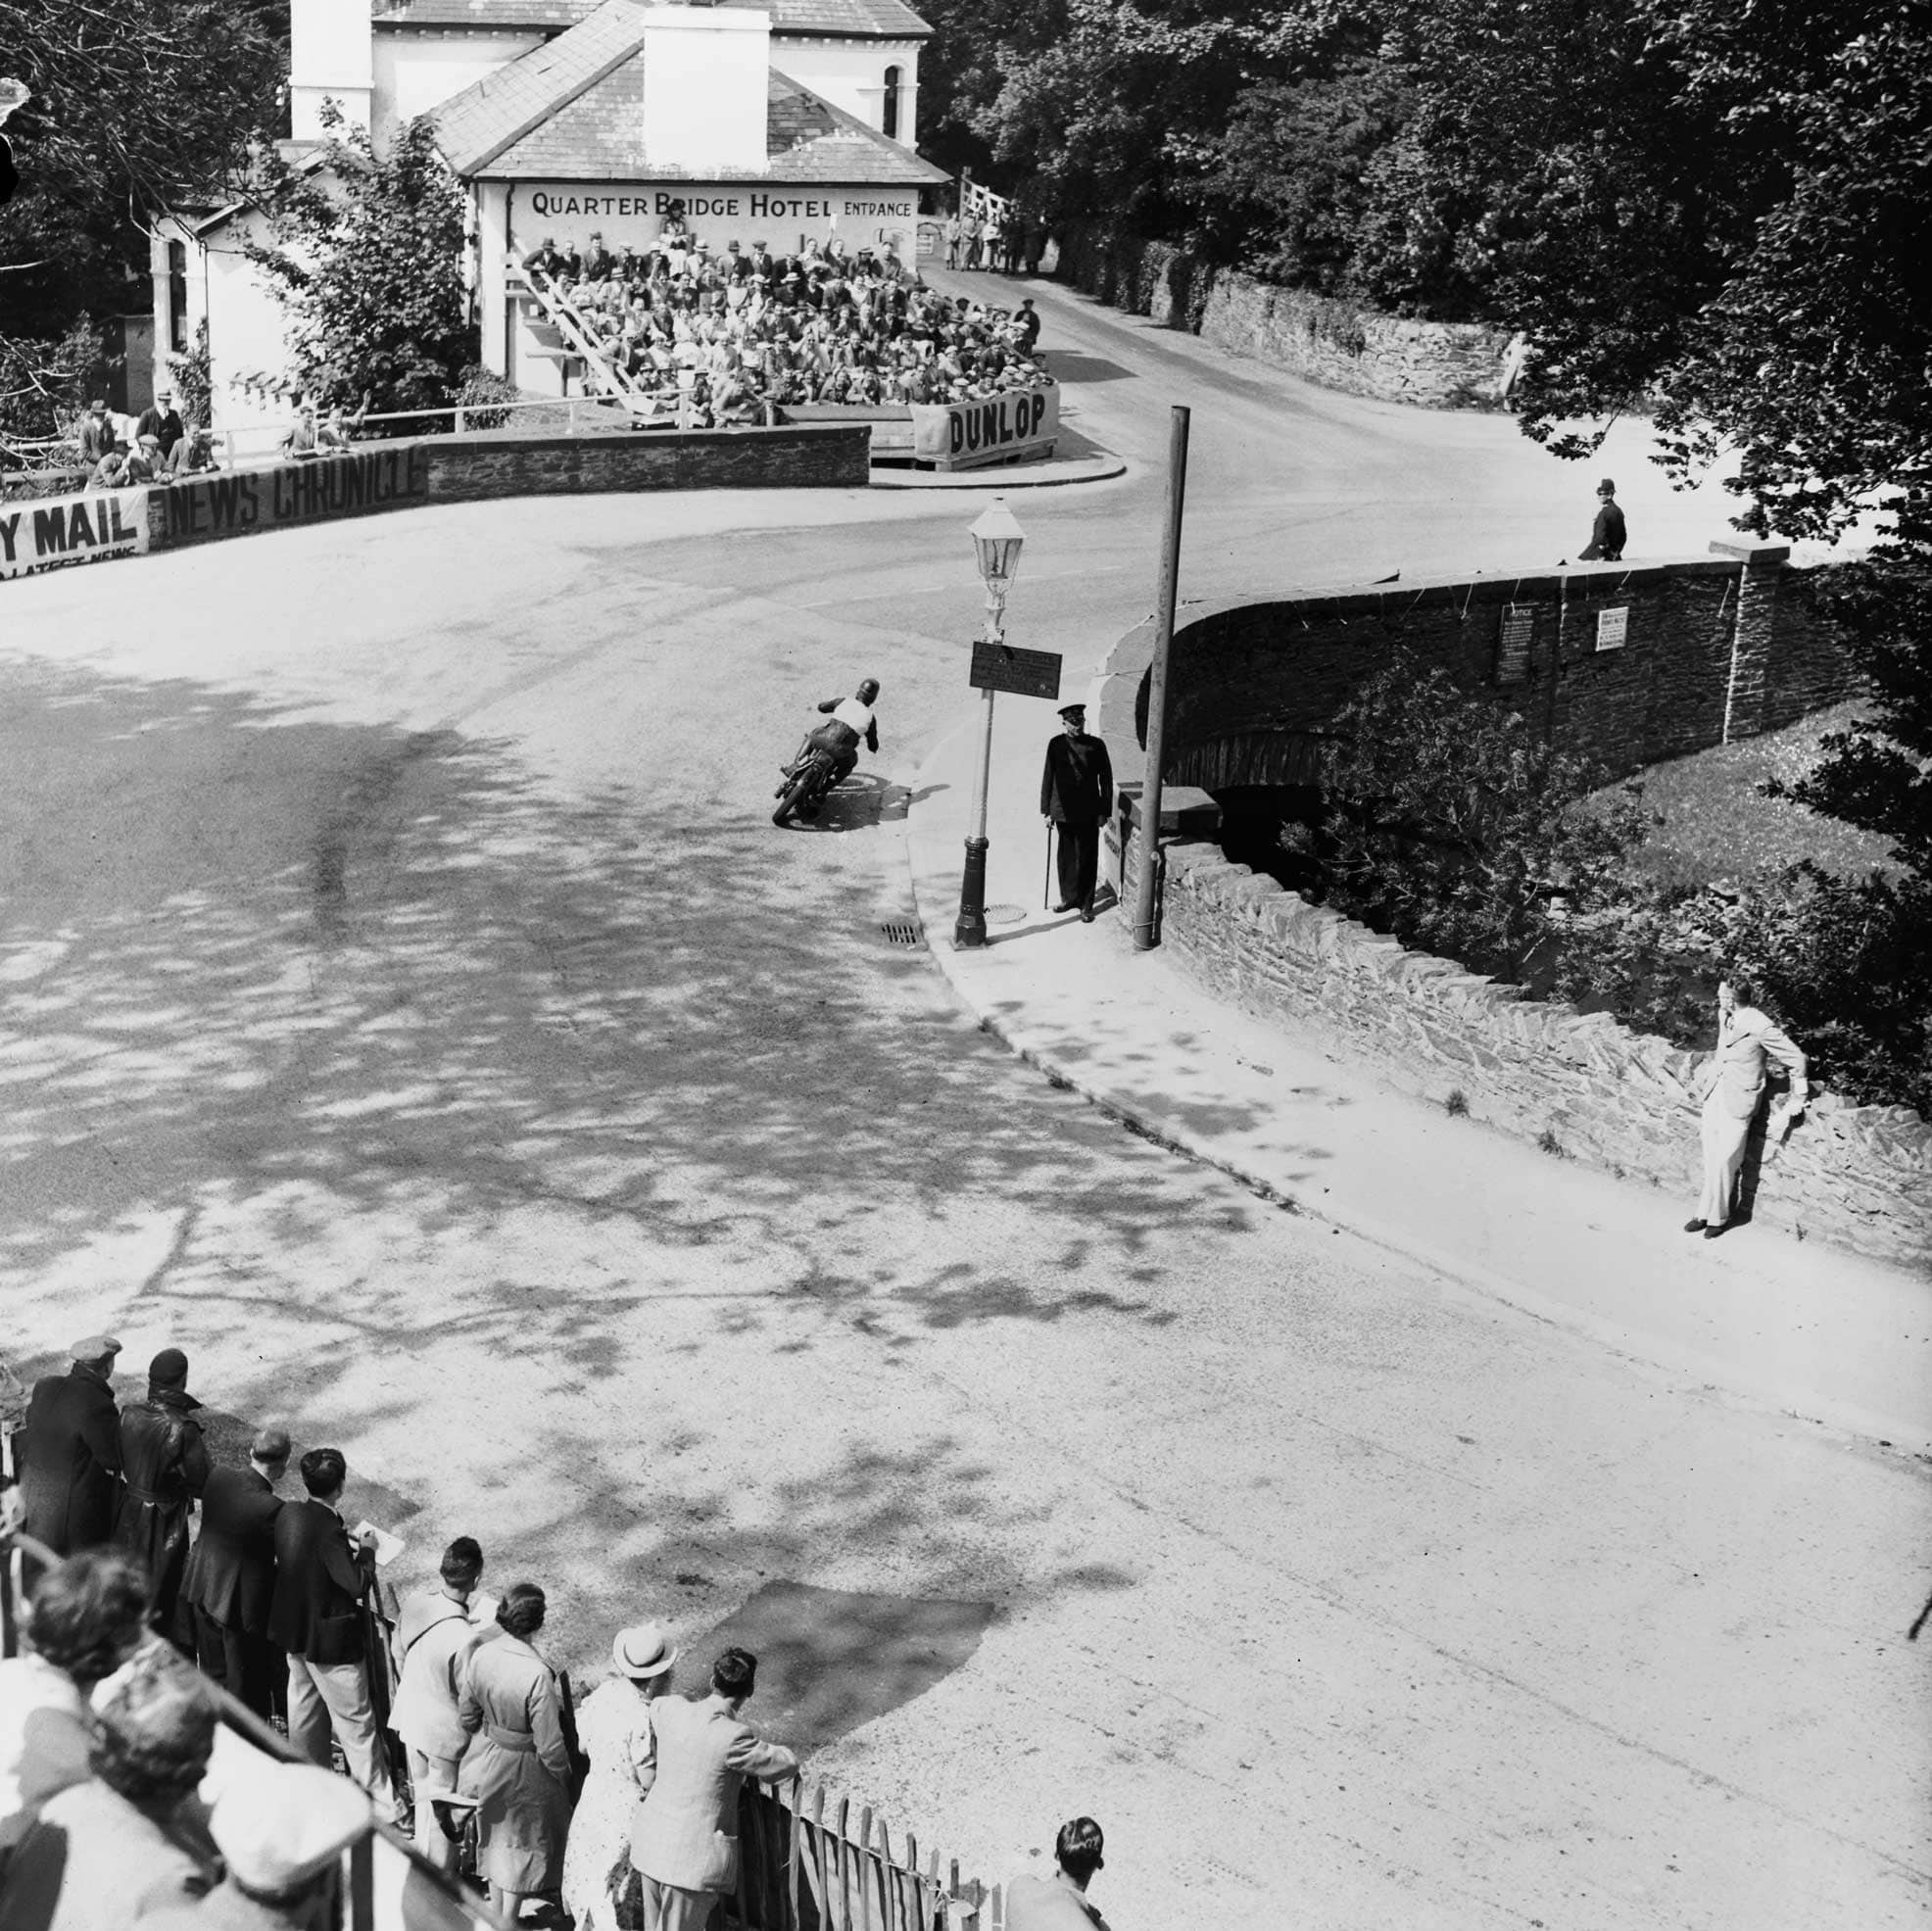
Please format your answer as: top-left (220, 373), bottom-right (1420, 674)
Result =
top-left (560, 1621), bottom-right (678, 1931)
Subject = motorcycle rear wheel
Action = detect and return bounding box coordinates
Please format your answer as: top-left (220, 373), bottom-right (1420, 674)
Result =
top-left (773, 771), bottom-right (816, 827)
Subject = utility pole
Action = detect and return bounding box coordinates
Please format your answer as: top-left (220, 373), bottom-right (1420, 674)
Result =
top-left (1132, 405), bottom-right (1190, 950)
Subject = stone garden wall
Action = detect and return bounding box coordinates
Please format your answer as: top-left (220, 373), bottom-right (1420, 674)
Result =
top-left (1132, 839), bottom-right (1931, 1268)
top-left (1055, 227), bottom-right (1514, 410)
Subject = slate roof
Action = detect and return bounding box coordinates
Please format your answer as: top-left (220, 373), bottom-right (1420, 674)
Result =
top-left (376, 0), bottom-right (931, 39)
top-left (483, 59), bottom-right (945, 182)
top-left (433, 0), bottom-right (651, 175)
top-left (431, 0), bottom-right (944, 183)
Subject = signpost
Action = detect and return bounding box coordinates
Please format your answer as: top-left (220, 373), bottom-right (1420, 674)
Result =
top-left (969, 640), bottom-right (1061, 700)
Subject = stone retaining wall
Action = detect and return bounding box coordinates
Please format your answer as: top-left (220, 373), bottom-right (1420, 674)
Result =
top-left (1094, 550), bottom-right (1860, 794)
top-left (1056, 227), bottom-right (1513, 410)
top-left (1135, 838), bottom-right (1931, 1268)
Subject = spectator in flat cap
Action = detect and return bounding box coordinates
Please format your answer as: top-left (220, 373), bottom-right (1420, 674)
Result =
top-left (0, 1648), bottom-right (219, 1929)
top-left (0, 1551), bottom-right (150, 1860)
top-left (114, 1349), bottom-right (211, 1647)
top-left (459, 1582), bottom-right (575, 1920)
top-left (19, 1339), bottom-right (124, 1569)
top-left (562, 1620), bottom-right (678, 1931)
top-left (391, 1536), bottom-right (490, 1871)
top-left (180, 1428), bottom-right (290, 1722)
top-left (141, 1762), bottom-right (371, 1930)
top-left (1004, 1817), bottom-right (1111, 1931)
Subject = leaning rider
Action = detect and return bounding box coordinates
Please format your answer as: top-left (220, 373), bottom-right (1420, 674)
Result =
top-left (784, 678), bottom-right (881, 789)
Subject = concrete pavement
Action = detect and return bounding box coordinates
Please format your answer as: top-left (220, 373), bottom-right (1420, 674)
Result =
top-left (904, 690), bottom-right (1932, 1457)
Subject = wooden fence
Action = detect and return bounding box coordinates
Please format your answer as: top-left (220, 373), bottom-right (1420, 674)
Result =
top-left (731, 1777), bottom-right (1003, 1931)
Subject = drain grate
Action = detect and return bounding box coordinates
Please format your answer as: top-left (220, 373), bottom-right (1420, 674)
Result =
top-left (986, 903), bottom-right (1026, 926)
top-left (880, 920), bottom-right (924, 946)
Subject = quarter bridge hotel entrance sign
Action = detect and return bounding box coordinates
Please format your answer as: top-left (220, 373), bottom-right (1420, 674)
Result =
top-left (513, 185), bottom-right (920, 263)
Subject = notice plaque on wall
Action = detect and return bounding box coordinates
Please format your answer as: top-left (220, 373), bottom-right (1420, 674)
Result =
top-left (1496, 603), bottom-right (1535, 683)
top-left (970, 640), bottom-right (1063, 700)
top-left (1596, 605), bottom-right (1630, 651)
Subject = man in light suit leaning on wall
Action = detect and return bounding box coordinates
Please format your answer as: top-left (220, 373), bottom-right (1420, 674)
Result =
top-left (1687, 975), bottom-right (1808, 1240)
top-left (630, 1645), bottom-right (799, 1931)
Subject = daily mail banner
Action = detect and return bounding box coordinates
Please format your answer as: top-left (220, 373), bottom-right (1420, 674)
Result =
top-left (0, 487), bottom-right (149, 581)
top-left (910, 386), bottom-right (1059, 471)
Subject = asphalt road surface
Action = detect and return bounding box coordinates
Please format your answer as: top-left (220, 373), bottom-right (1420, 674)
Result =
top-left (2, 276), bottom-right (1926, 1928)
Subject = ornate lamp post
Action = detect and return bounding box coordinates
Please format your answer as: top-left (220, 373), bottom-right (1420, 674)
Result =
top-left (954, 498), bottom-right (1026, 948)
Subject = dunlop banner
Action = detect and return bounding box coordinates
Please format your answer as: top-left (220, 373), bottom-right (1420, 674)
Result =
top-left (0, 488), bottom-right (149, 581)
top-left (910, 386), bottom-right (1058, 471)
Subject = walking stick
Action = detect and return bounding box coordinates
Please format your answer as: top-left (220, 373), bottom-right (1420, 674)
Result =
top-left (1043, 822), bottom-right (1055, 909)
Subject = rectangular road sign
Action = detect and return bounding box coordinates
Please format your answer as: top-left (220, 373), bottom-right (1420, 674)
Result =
top-left (970, 640), bottom-right (1063, 700)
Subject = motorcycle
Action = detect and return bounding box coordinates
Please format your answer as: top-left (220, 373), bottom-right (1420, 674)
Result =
top-left (772, 740), bottom-right (841, 826)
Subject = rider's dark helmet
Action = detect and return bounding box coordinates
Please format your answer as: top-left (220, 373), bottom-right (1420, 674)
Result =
top-left (857, 678), bottom-right (881, 702)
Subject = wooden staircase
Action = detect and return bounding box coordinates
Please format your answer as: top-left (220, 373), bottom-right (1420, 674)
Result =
top-left (508, 266), bottom-right (660, 420)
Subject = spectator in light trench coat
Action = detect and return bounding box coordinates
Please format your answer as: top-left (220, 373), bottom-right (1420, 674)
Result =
top-left (459, 1582), bottom-right (574, 1919)
top-left (1686, 975), bottom-right (1808, 1239)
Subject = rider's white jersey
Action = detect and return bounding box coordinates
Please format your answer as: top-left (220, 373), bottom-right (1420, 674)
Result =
top-left (828, 699), bottom-right (875, 738)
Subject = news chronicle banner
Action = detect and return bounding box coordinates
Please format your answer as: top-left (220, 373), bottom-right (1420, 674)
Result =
top-left (910, 386), bottom-right (1058, 471)
top-left (0, 488), bottom-right (149, 580)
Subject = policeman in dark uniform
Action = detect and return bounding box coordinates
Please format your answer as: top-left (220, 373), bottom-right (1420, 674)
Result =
top-left (1580, 477), bottom-right (1626, 560)
top-left (1039, 702), bottom-right (1114, 921)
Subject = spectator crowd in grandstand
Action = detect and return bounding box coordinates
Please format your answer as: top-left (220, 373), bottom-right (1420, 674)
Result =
top-left (521, 208), bottom-right (1050, 426)
top-left (5, 1307), bottom-right (1113, 1929)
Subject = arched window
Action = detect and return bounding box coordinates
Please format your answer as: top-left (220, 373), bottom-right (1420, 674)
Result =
top-left (882, 65), bottom-right (902, 140)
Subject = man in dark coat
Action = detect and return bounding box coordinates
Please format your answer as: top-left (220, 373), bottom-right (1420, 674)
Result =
top-left (20, 1337), bottom-right (123, 1565)
top-left (135, 389), bottom-right (185, 461)
top-left (1039, 702), bottom-right (1115, 921)
top-left (268, 1447), bottom-right (394, 1811)
top-left (1580, 476), bottom-right (1626, 561)
top-left (114, 1347), bottom-right (212, 1645)
top-left (180, 1426), bottom-right (289, 1718)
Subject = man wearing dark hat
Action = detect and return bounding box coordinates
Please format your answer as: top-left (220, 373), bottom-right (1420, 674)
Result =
top-left (180, 1426), bottom-right (291, 1720)
top-left (18, 1337), bottom-right (123, 1565)
top-left (77, 399), bottom-right (115, 463)
top-left (115, 1347), bottom-right (212, 1644)
top-left (1580, 477), bottom-right (1626, 561)
top-left (1040, 703), bottom-right (1115, 921)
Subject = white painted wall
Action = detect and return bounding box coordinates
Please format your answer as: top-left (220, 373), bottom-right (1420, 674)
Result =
top-left (772, 38), bottom-right (922, 145)
top-left (374, 31), bottom-right (545, 145)
top-left (291, 0), bottom-right (375, 137)
top-left (641, 7), bottom-right (772, 174)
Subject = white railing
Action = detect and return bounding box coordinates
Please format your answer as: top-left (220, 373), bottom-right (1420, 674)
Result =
top-left (513, 266), bottom-right (658, 415)
top-left (212, 394), bottom-right (633, 465)
top-left (957, 178), bottom-right (1013, 226)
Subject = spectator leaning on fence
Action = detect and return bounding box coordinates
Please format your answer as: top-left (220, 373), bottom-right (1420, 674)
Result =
top-left (0, 1647), bottom-right (221, 1929)
top-left (1004, 1817), bottom-right (1111, 1931)
top-left (0, 1550), bottom-right (151, 1866)
top-left (142, 1762), bottom-right (371, 1931)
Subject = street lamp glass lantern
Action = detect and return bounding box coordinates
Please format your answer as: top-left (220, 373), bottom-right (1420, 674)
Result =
top-left (970, 499), bottom-right (1026, 594)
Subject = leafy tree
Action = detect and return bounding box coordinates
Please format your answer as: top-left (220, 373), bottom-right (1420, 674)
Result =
top-left (1296, 658), bottom-right (1649, 981)
top-left (1183, 58), bottom-right (1408, 287)
top-left (168, 318), bottom-right (213, 429)
top-left (247, 112), bottom-right (476, 415)
top-left (0, 0), bottom-right (285, 337)
top-left (0, 314), bottom-right (102, 452)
